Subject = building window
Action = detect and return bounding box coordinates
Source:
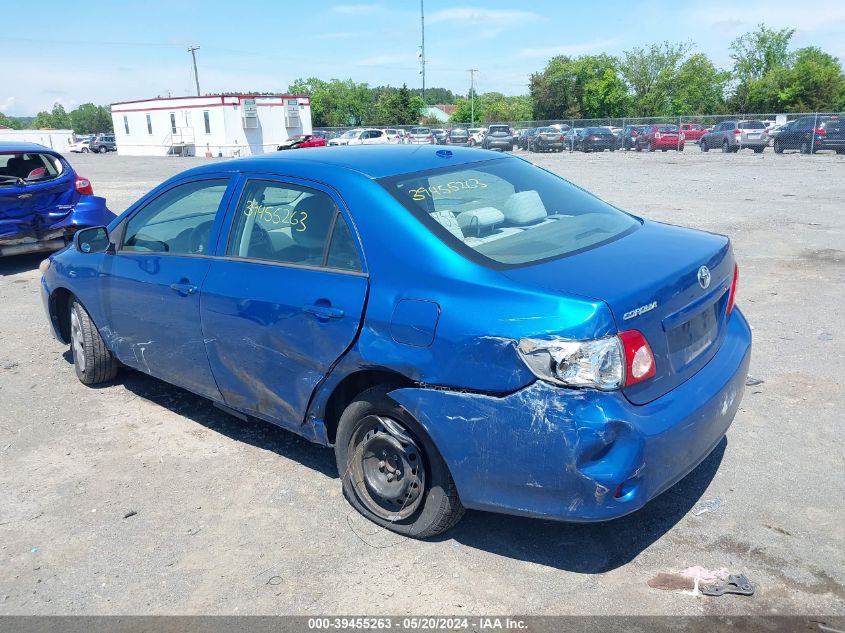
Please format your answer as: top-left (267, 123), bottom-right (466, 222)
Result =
top-left (203, 110), bottom-right (211, 134)
top-left (170, 112), bottom-right (177, 134)
top-left (123, 116), bottom-right (129, 135)
top-left (146, 114), bottom-right (153, 135)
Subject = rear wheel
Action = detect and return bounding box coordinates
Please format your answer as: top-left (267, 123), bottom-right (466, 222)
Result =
top-left (774, 140), bottom-right (784, 154)
top-left (753, 146), bottom-right (764, 153)
top-left (81, 148), bottom-right (89, 153)
top-left (701, 140), bottom-right (709, 152)
top-left (800, 140), bottom-right (812, 154)
top-left (335, 386), bottom-right (464, 538)
top-left (98, 146), bottom-right (107, 154)
top-left (647, 141), bottom-right (654, 152)
top-left (722, 140), bottom-right (730, 153)
top-left (70, 299), bottom-right (118, 385)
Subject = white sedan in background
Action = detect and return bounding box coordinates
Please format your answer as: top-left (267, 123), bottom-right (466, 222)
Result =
top-left (69, 137), bottom-right (92, 153)
top-left (328, 129), bottom-right (389, 146)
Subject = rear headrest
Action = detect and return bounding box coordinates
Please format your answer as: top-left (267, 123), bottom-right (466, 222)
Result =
top-left (503, 191), bottom-right (547, 225)
top-left (292, 194), bottom-right (335, 249)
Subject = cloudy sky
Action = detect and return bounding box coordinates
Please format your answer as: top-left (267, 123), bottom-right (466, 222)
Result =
top-left (3, 0), bottom-right (844, 116)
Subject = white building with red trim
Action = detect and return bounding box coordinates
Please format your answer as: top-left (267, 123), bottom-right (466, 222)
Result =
top-left (109, 94), bottom-right (312, 157)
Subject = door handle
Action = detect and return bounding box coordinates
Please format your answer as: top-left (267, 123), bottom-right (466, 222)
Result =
top-left (170, 281), bottom-right (198, 296)
top-left (303, 303), bottom-right (344, 320)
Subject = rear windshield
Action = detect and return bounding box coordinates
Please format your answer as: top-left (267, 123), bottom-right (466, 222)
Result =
top-left (411, 127), bottom-right (430, 134)
top-left (739, 121), bottom-right (766, 129)
top-left (489, 126), bottom-right (510, 134)
top-left (380, 159), bottom-right (639, 267)
top-left (585, 127), bottom-right (612, 134)
top-left (0, 152), bottom-right (64, 186)
top-left (537, 127), bottom-right (558, 133)
top-left (656, 125), bottom-right (679, 133)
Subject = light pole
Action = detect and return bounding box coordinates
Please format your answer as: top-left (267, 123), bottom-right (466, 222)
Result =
top-left (419, 0), bottom-right (426, 104)
top-left (467, 69), bottom-right (478, 127)
top-left (188, 46), bottom-right (201, 96)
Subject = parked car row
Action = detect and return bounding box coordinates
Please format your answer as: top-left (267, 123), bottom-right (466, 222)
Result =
top-left (69, 134), bottom-right (116, 154)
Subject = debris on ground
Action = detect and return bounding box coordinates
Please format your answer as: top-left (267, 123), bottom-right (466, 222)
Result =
top-left (649, 567), bottom-right (755, 597)
top-left (745, 376), bottom-right (765, 386)
top-left (693, 496), bottom-right (725, 516)
top-left (123, 510), bottom-right (137, 519)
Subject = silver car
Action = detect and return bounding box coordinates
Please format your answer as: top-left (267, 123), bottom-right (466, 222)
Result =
top-left (407, 126), bottom-right (434, 144)
top-left (700, 120), bottom-right (769, 153)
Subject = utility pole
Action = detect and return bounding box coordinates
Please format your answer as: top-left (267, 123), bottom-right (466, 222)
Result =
top-left (419, 0), bottom-right (426, 104)
top-left (188, 46), bottom-right (201, 96)
top-left (467, 69), bottom-right (478, 127)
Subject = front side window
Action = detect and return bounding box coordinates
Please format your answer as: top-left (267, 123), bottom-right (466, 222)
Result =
top-left (122, 179), bottom-right (229, 255)
top-left (227, 180), bottom-right (360, 271)
top-left (381, 159), bottom-right (638, 267)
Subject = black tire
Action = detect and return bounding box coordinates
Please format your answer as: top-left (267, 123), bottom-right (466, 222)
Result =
top-left (722, 140), bottom-right (731, 153)
top-left (81, 148), bottom-right (89, 153)
top-left (800, 140), bottom-right (812, 154)
top-left (647, 141), bottom-right (654, 152)
top-left (753, 146), bottom-right (764, 153)
top-left (774, 140), bottom-right (783, 154)
top-left (468, 139), bottom-right (475, 147)
top-left (679, 146), bottom-right (685, 152)
top-left (70, 299), bottom-right (118, 385)
top-left (701, 140), bottom-right (709, 152)
top-left (98, 146), bottom-right (107, 154)
top-left (335, 385), bottom-right (464, 538)
top-left (635, 143), bottom-right (642, 152)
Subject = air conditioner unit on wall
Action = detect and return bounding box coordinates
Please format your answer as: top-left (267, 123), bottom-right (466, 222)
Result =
top-left (284, 99), bottom-right (301, 127)
top-left (242, 98), bottom-right (258, 129)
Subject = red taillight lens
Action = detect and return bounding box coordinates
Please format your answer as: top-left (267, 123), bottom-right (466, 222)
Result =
top-left (75, 175), bottom-right (94, 195)
top-left (814, 127), bottom-right (826, 134)
top-left (733, 129), bottom-right (742, 135)
top-left (727, 264), bottom-right (739, 315)
top-left (618, 330), bottom-right (656, 387)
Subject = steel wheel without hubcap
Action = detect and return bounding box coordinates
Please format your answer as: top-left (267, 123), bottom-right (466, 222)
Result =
top-left (347, 415), bottom-right (426, 520)
top-left (70, 309), bottom-right (86, 373)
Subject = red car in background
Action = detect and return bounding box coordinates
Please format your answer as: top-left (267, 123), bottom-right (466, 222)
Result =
top-left (635, 124), bottom-right (685, 152)
top-left (276, 134), bottom-right (327, 150)
top-left (680, 123), bottom-right (708, 143)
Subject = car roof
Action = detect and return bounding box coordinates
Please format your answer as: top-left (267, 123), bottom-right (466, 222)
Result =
top-left (183, 145), bottom-right (511, 180)
top-left (0, 141), bottom-right (58, 154)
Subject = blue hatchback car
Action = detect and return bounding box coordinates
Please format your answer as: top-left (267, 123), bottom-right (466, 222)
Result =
top-left (41, 146), bottom-right (751, 537)
top-left (1, 142), bottom-right (114, 257)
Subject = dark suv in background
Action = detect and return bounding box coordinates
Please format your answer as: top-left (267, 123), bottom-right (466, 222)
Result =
top-left (773, 116), bottom-right (845, 154)
top-left (481, 124), bottom-right (513, 151)
top-left (448, 128), bottom-right (469, 145)
top-left (88, 134), bottom-right (117, 154)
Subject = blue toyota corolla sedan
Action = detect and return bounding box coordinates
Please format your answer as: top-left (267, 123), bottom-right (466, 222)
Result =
top-left (1, 142), bottom-right (115, 256)
top-left (40, 146), bottom-right (751, 537)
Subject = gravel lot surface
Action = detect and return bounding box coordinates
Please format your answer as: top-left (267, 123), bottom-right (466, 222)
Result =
top-left (1, 148), bottom-right (843, 615)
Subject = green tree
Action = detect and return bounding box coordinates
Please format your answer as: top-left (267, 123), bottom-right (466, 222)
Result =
top-left (620, 41), bottom-right (691, 116)
top-left (730, 24), bottom-right (795, 81)
top-left (530, 55), bottom-right (580, 119)
top-left (0, 112), bottom-right (21, 129)
top-left (574, 55), bottom-right (628, 118)
top-left (670, 53), bottom-right (729, 115)
top-left (30, 102), bottom-right (72, 129)
top-left (787, 47), bottom-right (845, 112)
top-left (70, 103), bottom-right (113, 134)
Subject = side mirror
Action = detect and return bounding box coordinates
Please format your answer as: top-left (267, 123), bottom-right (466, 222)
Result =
top-left (74, 226), bottom-right (112, 254)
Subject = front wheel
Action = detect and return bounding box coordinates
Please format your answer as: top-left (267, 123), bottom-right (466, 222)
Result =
top-left (70, 299), bottom-right (118, 385)
top-left (468, 139), bottom-right (475, 147)
top-left (81, 148), bottom-right (89, 153)
top-left (335, 386), bottom-right (464, 538)
top-left (801, 140), bottom-right (813, 154)
top-left (98, 146), bottom-right (107, 154)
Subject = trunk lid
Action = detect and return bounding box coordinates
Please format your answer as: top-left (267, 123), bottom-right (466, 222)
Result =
top-left (503, 219), bottom-right (735, 404)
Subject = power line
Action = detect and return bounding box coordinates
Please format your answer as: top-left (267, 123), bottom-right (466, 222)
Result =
top-left (188, 46), bottom-right (201, 96)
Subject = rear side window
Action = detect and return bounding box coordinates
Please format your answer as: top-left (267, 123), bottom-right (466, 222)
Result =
top-left (0, 152), bottom-right (63, 185)
top-left (227, 180), bottom-right (361, 271)
top-left (122, 179), bottom-right (229, 254)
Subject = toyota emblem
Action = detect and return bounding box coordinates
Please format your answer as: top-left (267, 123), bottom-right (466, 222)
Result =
top-left (697, 265), bottom-right (711, 289)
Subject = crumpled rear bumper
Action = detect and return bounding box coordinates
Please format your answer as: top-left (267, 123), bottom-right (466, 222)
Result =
top-left (0, 195), bottom-right (114, 256)
top-left (388, 309), bottom-right (752, 522)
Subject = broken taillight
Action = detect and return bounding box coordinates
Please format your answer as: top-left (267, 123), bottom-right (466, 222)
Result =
top-left (74, 175), bottom-right (94, 195)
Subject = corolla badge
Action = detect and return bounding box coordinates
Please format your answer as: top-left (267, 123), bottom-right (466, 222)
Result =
top-left (623, 301), bottom-right (657, 320)
top-left (698, 265), bottom-right (711, 289)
